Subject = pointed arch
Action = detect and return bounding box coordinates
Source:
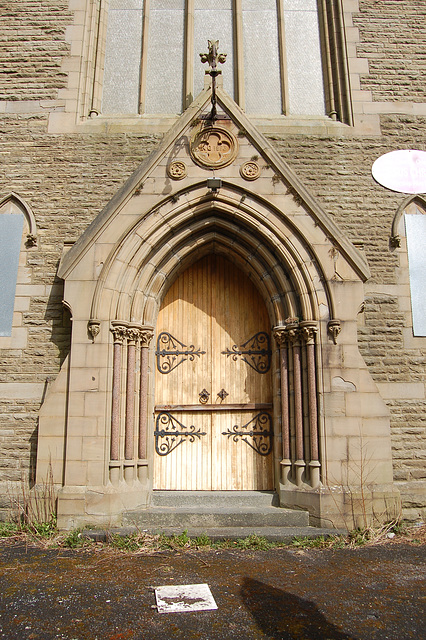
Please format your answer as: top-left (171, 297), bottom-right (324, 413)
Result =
top-left (0, 193), bottom-right (38, 338)
top-left (391, 194), bottom-right (426, 247)
top-left (392, 195), bottom-right (426, 337)
top-left (0, 192), bottom-right (38, 243)
top-left (89, 183), bottom-right (337, 330)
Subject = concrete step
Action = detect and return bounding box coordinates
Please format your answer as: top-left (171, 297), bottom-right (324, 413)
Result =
top-left (122, 505), bottom-right (309, 529)
top-left (84, 525), bottom-right (344, 543)
top-left (151, 490), bottom-right (279, 508)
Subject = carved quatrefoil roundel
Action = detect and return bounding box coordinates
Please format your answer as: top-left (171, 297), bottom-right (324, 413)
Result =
top-left (190, 127), bottom-right (238, 169)
top-left (167, 160), bottom-right (187, 180)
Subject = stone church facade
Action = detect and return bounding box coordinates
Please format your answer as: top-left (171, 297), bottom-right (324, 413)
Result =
top-left (0, 0), bottom-right (425, 529)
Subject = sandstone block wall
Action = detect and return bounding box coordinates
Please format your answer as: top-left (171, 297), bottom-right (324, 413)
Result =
top-left (0, 0), bottom-right (425, 521)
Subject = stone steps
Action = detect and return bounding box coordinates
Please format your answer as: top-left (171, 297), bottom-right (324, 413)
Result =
top-left (122, 491), bottom-right (311, 532)
top-left (151, 490), bottom-right (280, 508)
top-left (83, 525), bottom-right (341, 543)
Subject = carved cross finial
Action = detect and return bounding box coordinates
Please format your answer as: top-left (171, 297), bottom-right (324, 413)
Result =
top-left (200, 40), bottom-right (227, 71)
top-left (200, 40), bottom-right (227, 121)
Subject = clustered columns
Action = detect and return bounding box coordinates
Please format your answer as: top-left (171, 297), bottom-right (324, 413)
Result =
top-left (273, 320), bottom-right (320, 489)
top-left (109, 322), bottom-right (154, 486)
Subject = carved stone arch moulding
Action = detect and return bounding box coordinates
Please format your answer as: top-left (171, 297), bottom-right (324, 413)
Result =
top-left (88, 184), bottom-right (336, 333)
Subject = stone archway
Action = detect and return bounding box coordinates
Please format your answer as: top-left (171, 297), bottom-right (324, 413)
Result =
top-left (98, 188), bottom-right (329, 503)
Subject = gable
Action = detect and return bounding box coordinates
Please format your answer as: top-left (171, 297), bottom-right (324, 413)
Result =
top-left (58, 88), bottom-right (369, 285)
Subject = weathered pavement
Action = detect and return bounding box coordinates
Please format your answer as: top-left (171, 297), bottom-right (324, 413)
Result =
top-left (0, 542), bottom-right (425, 640)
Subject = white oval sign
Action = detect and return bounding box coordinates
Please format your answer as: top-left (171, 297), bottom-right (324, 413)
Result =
top-left (372, 149), bottom-right (426, 194)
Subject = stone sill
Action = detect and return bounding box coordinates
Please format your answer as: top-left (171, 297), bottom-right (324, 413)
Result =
top-left (48, 111), bottom-right (357, 137)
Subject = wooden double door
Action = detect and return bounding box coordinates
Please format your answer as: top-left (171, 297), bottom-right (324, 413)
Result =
top-left (154, 255), bottom-right (274, 490)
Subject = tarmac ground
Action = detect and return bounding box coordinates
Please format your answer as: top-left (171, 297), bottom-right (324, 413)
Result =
top-left (0, 540), bottom-right (425, 640)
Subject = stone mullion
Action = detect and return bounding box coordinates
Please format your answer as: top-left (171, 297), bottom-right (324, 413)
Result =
top-left (88, 0), bottom-right (106, 117)
top-left (276, 0), bottom-right (289, 115)
top-left (318, 0), bottom-right (337, 120)
top-left (233, 0), bottom-right (245, 110)
top-left (138, 327), bottom-right (154, 461)
top-left (301, 321), bottom-right (321, 488)
top-left (183, 0), bottom-right (194, 109)
top-left (138, 0), bottom-right (151, 114)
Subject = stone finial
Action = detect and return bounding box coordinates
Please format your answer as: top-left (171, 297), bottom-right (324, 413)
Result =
top-left (200, 40), bottom-right (227, 120)
top-left (200, 40), bottom-right (227, 72)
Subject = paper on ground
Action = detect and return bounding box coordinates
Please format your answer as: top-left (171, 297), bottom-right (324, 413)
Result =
top-left (154, 583), bottom-right (218, 613)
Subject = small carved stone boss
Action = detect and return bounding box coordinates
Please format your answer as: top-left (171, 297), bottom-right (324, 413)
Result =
top-left (190, 127), bottom-right (238, 169)
top-left (240, 161), bottom-right (261, 181)
top-left (167, 160), bottom-right (187, 180)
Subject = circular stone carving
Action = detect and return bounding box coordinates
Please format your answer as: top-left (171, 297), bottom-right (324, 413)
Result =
top-left (167, 161), bottom-right (187, 180)
top-left (190, 127), bottom-right (238, 169)
top-left (240, 161), bottom-right (261, 181)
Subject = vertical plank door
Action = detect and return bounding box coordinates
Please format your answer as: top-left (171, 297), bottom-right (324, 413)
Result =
top-left (154, 254), bottom-right (273, 490)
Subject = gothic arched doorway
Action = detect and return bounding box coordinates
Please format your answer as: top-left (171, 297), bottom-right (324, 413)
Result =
top-left (153, 254), bottom-right (274, 490)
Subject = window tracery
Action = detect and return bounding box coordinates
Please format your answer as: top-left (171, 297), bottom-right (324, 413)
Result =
top-left (91, 0), bottom-right (352, 123)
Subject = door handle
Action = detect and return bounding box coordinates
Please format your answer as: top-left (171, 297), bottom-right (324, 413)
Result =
top-left (217, 388), bottom-right (229, 402)
top-left (199, 389), bottom-right (210, 404)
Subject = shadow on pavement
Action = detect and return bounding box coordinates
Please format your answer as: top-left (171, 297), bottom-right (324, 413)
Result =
top-left (241, 577), bottom-right (357, 640)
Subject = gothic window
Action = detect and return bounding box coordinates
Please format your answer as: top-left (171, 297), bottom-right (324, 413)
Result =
top-left (99, 0), bottom-right (352, 123)
top-left (0, 195), bottom-right (37, 338)
top-left (404, 200), bottom-right (426, 337)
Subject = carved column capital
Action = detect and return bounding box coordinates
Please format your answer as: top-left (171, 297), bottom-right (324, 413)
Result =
top-left (273, 326), bottom-right (288, 347)
top-left (140, 326), bottom-right (154, 348)
top-left (300, 321), bottom-right (318, 345)
top-left (284, 321), bottom-right (300, 345)
top-left (328, 319), bottom-right (341, 344)
top-left (110, 322), bottom-right (128, 344)
top-left (274, 319), bottom-right (302, 345)
top-left (126, 326), bottom-right (141, 344)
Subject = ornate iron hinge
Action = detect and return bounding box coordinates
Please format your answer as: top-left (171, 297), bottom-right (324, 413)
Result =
top-left (221, 332), bottom-right (271, 374)
top-left (154, 412), bottom-right (207, 456)
top-left (222, 413), bottom-right (273, 456)
top-left (156, 332), bottom-right (206, 374)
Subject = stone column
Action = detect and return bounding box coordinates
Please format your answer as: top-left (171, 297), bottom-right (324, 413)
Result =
top-left (124, 328), bottom-right (139, 463)
top-left (138, 327), bottom-right (154, 462)
top-left (287, 322), bottom-right (305, 486)
top-left (273, 327), bottom-right (291, 485)
top-left (109, 323), bottom-right (127, 486)
top-left (301, 321), bottom-right (321, 488)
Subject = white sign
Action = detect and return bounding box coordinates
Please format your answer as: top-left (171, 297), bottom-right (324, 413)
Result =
top-left (372, 150), bottom-right (426, 194)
